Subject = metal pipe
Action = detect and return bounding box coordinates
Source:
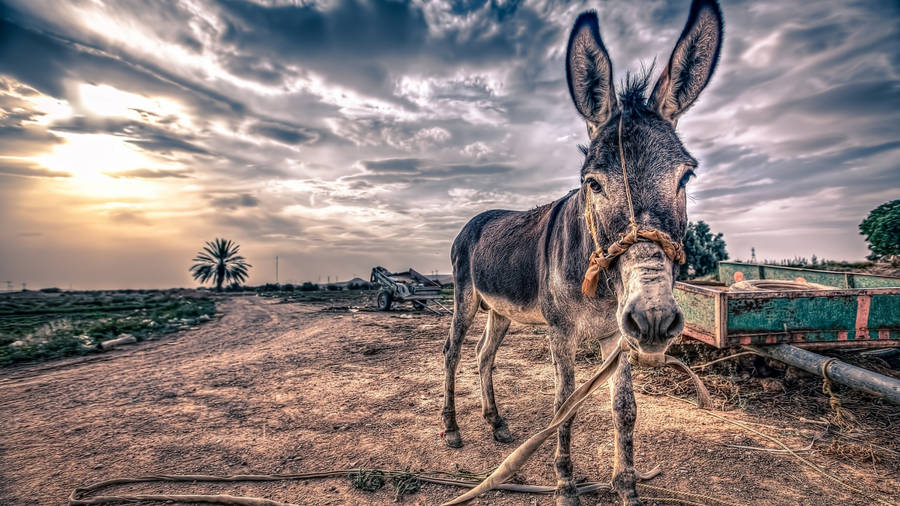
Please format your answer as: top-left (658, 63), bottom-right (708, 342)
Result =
top-left (747, 344), bottom-right (900, 405)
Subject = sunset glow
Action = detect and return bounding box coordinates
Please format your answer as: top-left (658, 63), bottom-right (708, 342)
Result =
top-left (1, 0), bottom-right (897, 289)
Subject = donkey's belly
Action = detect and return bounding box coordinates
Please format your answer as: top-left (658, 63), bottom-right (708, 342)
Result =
top-left (479, 293), bottom-right (547, 325)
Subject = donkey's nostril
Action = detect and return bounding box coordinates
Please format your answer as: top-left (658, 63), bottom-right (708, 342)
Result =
top-left (664, 310), bottom-right (684, 339)
top-left (621, 298), bottom-right (682, 343)
top-left (624, 312), bottom-right (640, 337)
top-left (621, 303), bottom-right (647, 339)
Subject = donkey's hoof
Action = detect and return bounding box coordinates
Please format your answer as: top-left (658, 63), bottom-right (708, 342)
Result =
top-left (555, 482), bottom-right (579, 506)
top-left (443, 430), bottom-right (463, 448)
top-left (612, 471), bottom-right (641, 506)
top-left (612, 486), bottom-right (642, 506)
top-left (493, 426), bottom-right (515, 443)
top-left (492, 419), bottom-right (515, 443)
top-left (554, 494), bottom-right (579, 506)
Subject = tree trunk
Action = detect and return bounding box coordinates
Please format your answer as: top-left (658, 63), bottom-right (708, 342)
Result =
top-left (216, 264), bottom-right (226, 292)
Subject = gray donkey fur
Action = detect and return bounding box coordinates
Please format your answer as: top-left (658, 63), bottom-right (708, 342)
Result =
top-left (440, 1), bottom-right (723, 505)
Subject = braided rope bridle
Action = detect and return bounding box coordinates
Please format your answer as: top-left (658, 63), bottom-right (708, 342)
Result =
top-left (581, 116), bottom-right (686, 297)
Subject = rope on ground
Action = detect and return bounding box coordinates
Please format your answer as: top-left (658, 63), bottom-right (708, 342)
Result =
top-left (637, 483), bottom-right (742, 506)
top-left (67, 469), bottom-right (568, 505)
top-left (640, 497), bottom-right (709, 506)
top-left (68, 468), bottom-right (744, 506)
top-left (690, 351), bottom-right (756, 371)
top-left (666, 394), bottom-right (897, 506)
top-left (820, 357), bottom-right (858, 430)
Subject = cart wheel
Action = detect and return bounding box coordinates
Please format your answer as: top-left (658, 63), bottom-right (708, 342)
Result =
top-left (412, 300), bottom-right (426, 311)
top-left (377, 291), bottom-right (393, 311)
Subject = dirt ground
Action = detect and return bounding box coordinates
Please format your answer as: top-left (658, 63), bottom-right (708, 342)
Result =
top-left (1, 294), bottom-right (897, 505)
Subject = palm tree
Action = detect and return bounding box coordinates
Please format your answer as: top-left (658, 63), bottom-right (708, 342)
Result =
top-left (190, 238), bottom-right (252, 291)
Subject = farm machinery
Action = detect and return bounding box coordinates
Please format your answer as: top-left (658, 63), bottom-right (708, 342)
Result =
top-left (370, 266), bottom-right (451, 314)
top-left (675, 261), bottom-right (900, 403)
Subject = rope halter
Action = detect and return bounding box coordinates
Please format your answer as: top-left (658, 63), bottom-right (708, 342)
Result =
top-left (581, 115), bottom-right (686, 297)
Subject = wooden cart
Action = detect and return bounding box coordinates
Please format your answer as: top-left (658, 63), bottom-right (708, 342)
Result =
top-left (674, 262), bottom-right (900, 403)
top-left (675, 262), bottom-right (900, 349)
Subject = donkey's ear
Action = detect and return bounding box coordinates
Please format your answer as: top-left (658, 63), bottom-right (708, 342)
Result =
top-left (566, 11), bottom-right (617, 138)
top-left (650, 0), bottom-right (723, 122)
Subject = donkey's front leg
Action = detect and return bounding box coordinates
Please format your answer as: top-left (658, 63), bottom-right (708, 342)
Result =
top-left (609, 356), bottom-right (641, 505)
top-left (549, 330), bottom-right (579, 506)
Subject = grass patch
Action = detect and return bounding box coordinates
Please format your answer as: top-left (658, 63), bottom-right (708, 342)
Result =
top-left (0, 290), bottom-right (216, 366)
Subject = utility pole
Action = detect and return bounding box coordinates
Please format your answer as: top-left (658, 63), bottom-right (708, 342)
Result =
top-left (750, 247), bottom-right (757, 264)
top-left (275, 256), bottom-right (279, 283)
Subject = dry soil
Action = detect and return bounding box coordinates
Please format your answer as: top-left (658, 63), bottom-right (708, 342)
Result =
top-left (0, 295), bottom-right (897, 505)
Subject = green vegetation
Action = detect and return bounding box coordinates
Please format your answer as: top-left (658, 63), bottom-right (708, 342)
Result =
top-left (680, 220), bottom-right (728, 280)
top-left (860, 199), bottom-right (900, 260)
top-left (190, 238), bottom-right (252, 291)
top-left (300, 281), bottom-right (319, 291)
top-left (0, 291), bottom-right (216, 366)
top-left (756, 257), bottom-right (871, 269)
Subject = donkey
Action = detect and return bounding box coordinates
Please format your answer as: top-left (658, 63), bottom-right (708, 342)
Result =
top-left (440, 1), bottom-right (723, 504)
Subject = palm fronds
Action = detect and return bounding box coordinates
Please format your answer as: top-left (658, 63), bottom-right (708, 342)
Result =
top-left (189, 238), bottom-right (252, 290)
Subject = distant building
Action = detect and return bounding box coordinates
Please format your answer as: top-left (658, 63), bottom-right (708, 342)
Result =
top-left (428, 274), bottom-right (454, 286)
top-left (319, 277), bottom-right (375, 290)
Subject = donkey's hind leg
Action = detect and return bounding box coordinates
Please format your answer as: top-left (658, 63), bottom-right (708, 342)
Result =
top-left (475, 309), bottom-right (513, 443)
top-left (441, 282), bottom-right (479, 448)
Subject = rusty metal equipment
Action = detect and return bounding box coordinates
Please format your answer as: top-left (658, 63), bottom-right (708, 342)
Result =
top-left (748, 344), bottom-right (900, 404)
top-left (675, 261), bottom-right (900, 404)
top-left (370, 266), bottom-right (450, 314)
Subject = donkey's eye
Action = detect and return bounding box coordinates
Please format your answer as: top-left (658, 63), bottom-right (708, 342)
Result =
top-left (586, 178), bottom-right (603, 194)
top-left (678, 169), bottom-right (696, 190)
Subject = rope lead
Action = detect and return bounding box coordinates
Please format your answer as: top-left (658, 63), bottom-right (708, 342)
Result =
top-left (581, 116), bottom-right (685, 297)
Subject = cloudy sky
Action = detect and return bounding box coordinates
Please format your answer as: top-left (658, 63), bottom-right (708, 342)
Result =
top-left (1, 0), bottom-right (897, 289)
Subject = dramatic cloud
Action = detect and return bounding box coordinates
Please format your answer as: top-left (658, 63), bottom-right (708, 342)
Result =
top-left (0, 0), bottom-right (897, 289)
top-left (0, 158), bottom-right (70, 178)
top-left (104, 168), bottom-right (193, 179)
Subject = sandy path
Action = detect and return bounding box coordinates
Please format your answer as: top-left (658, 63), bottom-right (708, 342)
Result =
top-left (0, 296), bottom-right (896, 505)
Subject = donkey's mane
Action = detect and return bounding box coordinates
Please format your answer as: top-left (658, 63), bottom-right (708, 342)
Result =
top-left (577, 64), bottom-right (656, 159)
top-left (618, 64), bottom-right (654, 113)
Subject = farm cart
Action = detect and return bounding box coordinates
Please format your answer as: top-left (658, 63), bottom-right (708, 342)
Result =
top-left (370, 266), bottom-right (451, 314)
top-left (674, 261), bottom-right (900, 403)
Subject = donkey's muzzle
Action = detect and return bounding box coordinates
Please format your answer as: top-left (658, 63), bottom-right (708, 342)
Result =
top-left (619, 295), bottom-right (684, 353)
